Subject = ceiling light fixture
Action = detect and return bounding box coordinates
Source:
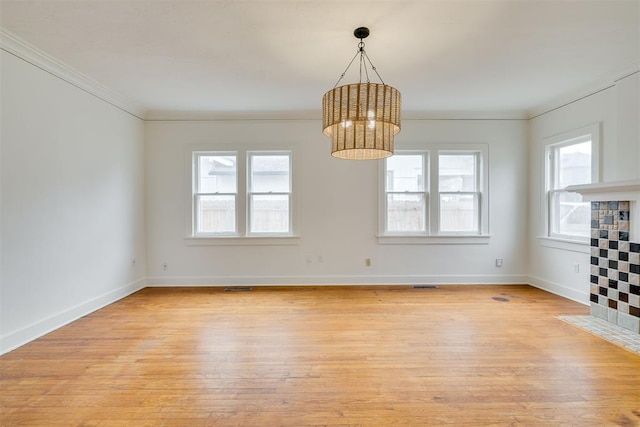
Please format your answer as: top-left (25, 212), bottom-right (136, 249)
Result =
top-left (322, 27), bottom-right (401, 160)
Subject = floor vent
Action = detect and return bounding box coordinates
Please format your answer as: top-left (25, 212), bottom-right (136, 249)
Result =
top-left (224, 286), bottom-right (253, 292)
top-left (413, 285), bottom-right (438, 289)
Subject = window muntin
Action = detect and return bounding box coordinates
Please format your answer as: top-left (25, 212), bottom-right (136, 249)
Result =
top-left (191, 150), bottom-right (293, 238)
top-left (380, 146), bottom-right (487, 239)
top-left (248, 153), bottom-right (292, 234)
top-left (384, 153), bottom-right (428, 233)
top-left (438, 153), bottom-right (480, 233)
top-left (194, 153), bottom-right (238, 235)
top-left (547, 138), bottom-right (592, 239)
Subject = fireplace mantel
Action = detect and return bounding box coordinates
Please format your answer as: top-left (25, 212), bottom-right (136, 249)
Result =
top-left (566, 180), bottom-right (640, 203)
top-left (568, 179), bottom-right (640, 248)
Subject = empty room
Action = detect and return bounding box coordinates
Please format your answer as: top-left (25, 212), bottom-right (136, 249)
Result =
top-left (1, 0), bottom-right (640, 425)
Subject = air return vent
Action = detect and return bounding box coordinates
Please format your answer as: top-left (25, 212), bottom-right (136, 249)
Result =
top-left (413, 285), bottom-right (438, 289)
top-left (224, 287), bottom-right (253, 292)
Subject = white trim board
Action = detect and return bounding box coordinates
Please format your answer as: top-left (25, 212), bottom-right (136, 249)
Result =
top-left (4, 27), bottom-right (636, 123)
top-left (0, 278), bottom-right (146, 356)
top-left (528, 275), bottom-right (590, 306)
top-left (0, 28), bottom-right (144, 119)
top-left (146, 274), bottom-right (530, 287)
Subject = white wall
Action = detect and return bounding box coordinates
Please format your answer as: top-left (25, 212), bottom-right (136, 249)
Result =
top-left (528, 72), bottom-right (640, 303)
top-left (145, 118), bottom-right (528, 285)
top-left (616, 73), bottom-right (640, 178)
top-left (0, 51), bottom-right (147, 354)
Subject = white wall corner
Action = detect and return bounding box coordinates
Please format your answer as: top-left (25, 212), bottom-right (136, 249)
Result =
top-left (527, 275), bottom-right (590, 306)
top-left (0, 28), bottom-right (144, 119)
top-left (527, 66), bottom-right (640, 120)
top-left (0, 278), bottom-right (146, 356)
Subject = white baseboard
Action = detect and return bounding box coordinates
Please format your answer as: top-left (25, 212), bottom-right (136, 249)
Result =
top-left (527, 275), bottom-right (589, 306)
top-left (0, 278), bottom-right (146, 355)
top-left (146, 274), bottom-right (530, 287)
top-left (2, 274), bottom-right (587, 355)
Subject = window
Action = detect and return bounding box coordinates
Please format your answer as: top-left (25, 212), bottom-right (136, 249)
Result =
top-left (248, 153), bottom-right (291, 234)
top-left (380, 144), bottom-right (488, 241)
top-left (545, 125), bottom-right (599, 241)
top-left (385, 153), bottom-right (428, 233)
top-left (190, 149), bottom-right (294, 240)
top-left (438, 152), bottom-right (481, 233)
top-left (194, 153), bottom-right (237, 235)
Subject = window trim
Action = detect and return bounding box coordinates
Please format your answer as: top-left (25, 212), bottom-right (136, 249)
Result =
top-left (378, 143), bottom-right (489, 244)
top-left (192, 150), bottom-right (239, 237)
top-left (542, 123), bottom-right (600, 244)
top-left (185, 144), bottom-right (298, 245)
top-left (436, 150), bottom-right (484, 235)
top-left (381, 150), bottom-right (430, 236)
top-left (246, 150), bottom-right (293, 236)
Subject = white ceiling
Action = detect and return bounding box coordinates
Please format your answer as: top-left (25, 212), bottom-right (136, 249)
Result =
top-left (1, 0), bottom-right (639, 119)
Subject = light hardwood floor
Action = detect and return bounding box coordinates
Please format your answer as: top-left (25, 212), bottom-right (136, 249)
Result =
top-left (1, 285), bottom-right (639, 426)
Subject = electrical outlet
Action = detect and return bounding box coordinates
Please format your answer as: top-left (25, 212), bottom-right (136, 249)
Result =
top-left (317, 255), bottom-right (324, 263)
top-left (365, 258), bottom-right (371, 267)
top-left (162, 262), bottom-right (168, 271)
top-left (574, 264), bottom-right (580, 273)
top-left (305, 255), bottom-right (312, 264)
top-left (495, 258), bottom-right (504, 267)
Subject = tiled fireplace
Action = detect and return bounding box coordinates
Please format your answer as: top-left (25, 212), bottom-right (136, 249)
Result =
top-left (589, 201), bottom-right (640, 332)
top-left (570, 180), bottom-right (640, 334)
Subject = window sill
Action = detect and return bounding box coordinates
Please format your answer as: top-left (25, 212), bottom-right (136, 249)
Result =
top-left (185, 236), bottom-right (301, 246)
top-left (377, 234), bottom-right (491, 245)
top-left (538, 236), bottom-right (589, 254)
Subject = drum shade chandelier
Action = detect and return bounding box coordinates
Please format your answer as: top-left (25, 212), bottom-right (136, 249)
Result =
top-left (322, 27), bottom-right (401, 160)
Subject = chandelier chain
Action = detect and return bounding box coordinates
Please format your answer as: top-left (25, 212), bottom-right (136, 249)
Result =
top-left (333, 50), bottom-right (360, 88)
top-left (332, 39), bottom-right (386, 88)
top-left (363, 52), bottom-right (385, 85)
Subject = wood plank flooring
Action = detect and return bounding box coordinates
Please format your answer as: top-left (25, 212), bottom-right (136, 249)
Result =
top-left (1, 285), bottom-right (640, 426)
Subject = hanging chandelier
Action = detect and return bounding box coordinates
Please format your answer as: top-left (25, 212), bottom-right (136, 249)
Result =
top-left (322, 27), bottom-right (401, 160)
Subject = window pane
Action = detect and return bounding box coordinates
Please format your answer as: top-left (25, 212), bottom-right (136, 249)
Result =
top-left (196, 195), bottom-right (236, 233)
top-left (250, 194), bottom-right (290, 233)
top-left (440, 194), bottom-right (478, 232)
top-left (386, 155), bottom-right (424, 192)
top-left (550, 191), bottom-right (589, 237)
top-left (250, 155), bottom-right (290, 193)
top-left (439, 154), bottom-right (476, 192)
top-left (386, 193), bottom-right (426, 232)
top-left (198, 155), bottom-right (237, 193)
top-left (557, 141), bottom-right (591, 188)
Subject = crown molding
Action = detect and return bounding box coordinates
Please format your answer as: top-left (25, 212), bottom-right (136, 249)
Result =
top-left (0, 28), bottom-right (144, 119)
top-left (3, 25), bottom-right (635, 124)
top-left (145, 109), bottom-right (529, 122)
top-left (144, 110), bottom-right (321, 121)
top-left (527, 65), bottom-right (640, 120)
top-left (402, 110), bottom-right (529, 120)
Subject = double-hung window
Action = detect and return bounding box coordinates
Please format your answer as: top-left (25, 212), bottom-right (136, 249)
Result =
top-left (190, 148), bottom-right (294, 240)
top-left (384, 152), bottom-right (428, 233)
top-left (248, 152), bottom-right (292, 234)
top-left (380, 144), bottom-right (488, 241)
top-left (438, 152), bottom-right (481, 234)
top-left (193, 152), bottom-right (238, 235)
top-left (545, 125), bottom-right (599, 241)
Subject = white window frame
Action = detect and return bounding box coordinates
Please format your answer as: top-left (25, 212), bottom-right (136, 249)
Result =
top-left (247, 151), bottom-right (293, 236)
top-left (542, 123), bottom-right (600, 245)
top-left (185, 144), bottom-right (299, 246)
top-left (378, 143), bottom-right (489, 245)
top-left (382, 151), bottom-right (430, 236)
top-left (436, 150), bottom-right (482, 235)
top-left (192, 151), bottom-right (238, 237)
